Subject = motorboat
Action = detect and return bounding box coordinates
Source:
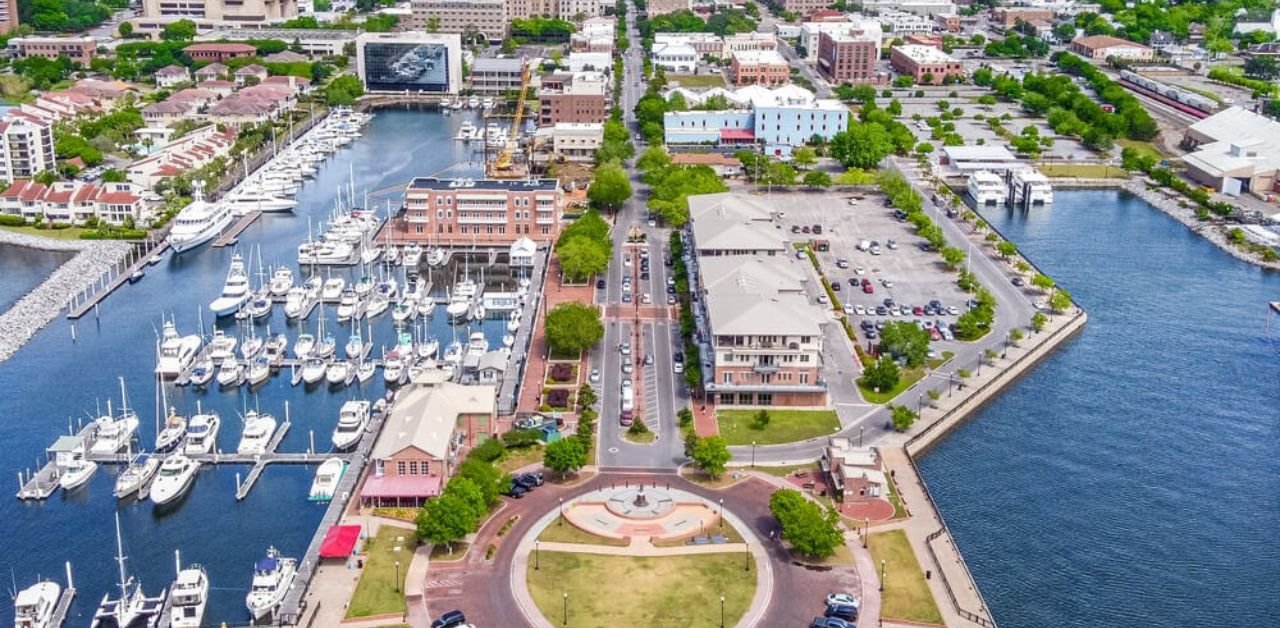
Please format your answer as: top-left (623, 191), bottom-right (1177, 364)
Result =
top-left (382, 351), bottom-right (405, 383)
top-left (445, 292), bottom-right (470, 321)
top-left (188, 358), bottom-right (215, 387)
top-left (321, 276), bottom-right (346, 300)
top-left (128, 269), bottom-right (145, 284)
top-left (332, 400), bottom-right (370, 450)
top-left (427, 248), bottom-right (446, 267)
top-left (156, 410), bottom-right (186, 453)
top-left (245, 548), bottom-right (297, 621)
top-left (418, 337), bottom-right (440, 360)
top-left (314, 333), bottom-right (336, 359)
top-left (301, 357), bottom-right (328, 384)
top-left (375, 277), bottom-right (399, 301)
top-left (94, 514), bottom-right (166, 627)
top-left (442, 340), bottom-right (463, 366)
top-left (502, 334), bottom-right (515, 348)
top-left (241, 335), bottom-right (264, 360)
top-left (345, 332), bottom-right (363, 360)
top-left (168, 182), bottom-right (233, 253)
top-left (472, 304), bottom-right (487, 321)
top-left (149, 454), bottom-right (199, 506)
top-left (222, 190), bottom-right (297, 213)
top-left (264, 333), bottom-right (288, 365)
top-left (168, 564), bottom-right (209, 628)
top-left (247, 356), bottom-right (271, 385)
top-left (336, 289), bottom-right (360, 321)
top-left (454, 120), bottom-right (477, 141)
top-left (353, 274), bottom-right (375, 298)
top-left (325, 360), bottom-right (351, 386)
top-left (356, 359), bottom-right (375, 383)
top-left (155, 320), bottom-right (201, 378)
top-left (206, 330), bottom-right (238, 363)
top-left (268, 266), bottom-right (294, 297)
top-left (507, 310), bottom-right (521, 332)
top-left (183, 412), bottom-right (220, 455)
top-left (241, 292), bottom-right (273, 320)
top-left (283, 286), bottom-right (311, 320)
top-left (90, 395), bottom-right (141, 455)
top-left (468, 95), bottom-right (479, 108)
top-left (293, 333), bottom-right (316, 359)
top-left (418, 297), bottom-right (437, 317)
top-left (308, 458), bottom-right (346, 502)
top-left (395, 331), bottom-right (414, 356)
top-left (58, 457), bottom-right (97, 491)
top-left (217, 358), bottom-right (244, 388)
top-left (114, 453), bottom-right (160, 499)
top-left (365, 292), bottom-right (389, 318)
top-left (237, 411), bottom-right (278, 455)
top-left (209, 252), bottom-right (252, 317)
top-left (391, 300), bottom-right (416, 322)
top-left (360, 246), bottom-right (382, 266)
top-left (297, 240), bottom-right (356, 266)
top-left (13, 580), bottom-right (60, 628)
top-left (402, 243), bottom-right (423, 269)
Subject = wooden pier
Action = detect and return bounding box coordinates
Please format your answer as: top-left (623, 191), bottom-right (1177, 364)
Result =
top-left (212, 211), bottom-right (262, 248)
top-left (48, 563), bottom-right (76, 628)
top-left (235, 419), bottom-right (291, 500)
top-left (16, 422), bottom-right (98, 500)
top-left (66, 240), bottom-right (170, 320)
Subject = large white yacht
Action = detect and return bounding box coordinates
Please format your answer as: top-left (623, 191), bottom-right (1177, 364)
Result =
top-left (182, 412), bottom-right (220, 455)
top-left (245, 547), bottom-right (297, 621)
top-left (222, 189), bottom-right (297, 213)
top-left (209, 253), bottom-right (252, 317)
top-left (169, 181), bottom-right (233, 253)
top-left (13, 580), bottom-right (59, 628)
top-left (90, 381), bottom-right (141, 456)
top-left (1011, 168), bottom-right (1054, 205)
top-left (237, 411), bottom-right (277, 455)
top-left (308, 457), bottom-right (346, 502)
top-left (150, 454), bottom-right (200, 506)
top-left (967, 170), bottom-right (1006, 206)
top-left (167, 564), bottom-right (209, 628)
top-left (331, 400), bottom-right (370, 450)
top-left (155, 320), bottom-right (202, 379)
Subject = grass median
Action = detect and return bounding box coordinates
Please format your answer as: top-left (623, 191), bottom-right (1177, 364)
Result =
top-left (716, 409), bottom-right (841, 445)
top-left (867, 529), bottom-right (943, 624)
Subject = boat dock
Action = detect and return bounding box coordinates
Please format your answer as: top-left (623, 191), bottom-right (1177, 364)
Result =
top-left (275, 400), bottom-right (390, 625)
top-left (212, 211), bottom-right (262, 248)
top-left (66, 240), bottom-right (170, 320)
top-left (16, 422), bottom-right (98, 500)
top-left (235, 419), bottom-right (291, 500)
top-left (49, 563), bottom-right (77, 628)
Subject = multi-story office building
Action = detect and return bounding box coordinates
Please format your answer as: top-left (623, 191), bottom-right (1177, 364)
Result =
top-left (385, 177), bottom-right (563, 247)
top-left (646, 0), bottom-right (691, 17)
top-left (1068, 35), bottom-right (1154, 61)
top-left (729, 50), bottom-right (790, 86)
top-left (664, 85), bottom-right (849, 157)
top-left (8, 37), bottom-right (97, 66)
top-left (194, 28), bottom-right (355, 56)
top-left (355, 32), bottom-right (463, 93)
top-left (778, 0), bottom-right (835, 16)
top-left (550, 123), bottom-right (603, 162)
top-left (470, 57), bottom-right (527, 93)
top-left (723, 32), bottom-right (777, 56)
top-left (890, 44), bottom-right (964, 84)
top-left (142, 0), bottom-right (298, 22)
top-left (654, 32), bottom-right (724, 56)
top-left (408, 0), bottom-right (506, 41)
top-left (0, 0), bottom-right (16, 34)
top-left (539, 72), bottom-right (608, 125)
top-left (816, 27), bottom-right (881, 83)
top-left (0, 112), bottom-right (55, 184)
top-left (685, 192), bottom-right (829, 407)
top-left (799, 19), bottom-right (881, 58)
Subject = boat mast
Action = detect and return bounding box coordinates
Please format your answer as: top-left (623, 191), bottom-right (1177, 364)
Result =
top-left (113, 512), bottom-right (129, 605)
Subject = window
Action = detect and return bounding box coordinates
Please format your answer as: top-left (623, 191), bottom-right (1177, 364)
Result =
top-left (408, 461), bottom-right (418, 475)
top-left (723, 371), bottom-right (732, 384)
top-left (396, 461), bottom-right (406, 475)
top-left (800, 373), bottom-right (809, 384)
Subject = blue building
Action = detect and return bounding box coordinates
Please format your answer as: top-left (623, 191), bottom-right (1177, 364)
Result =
top-left (663, 85), bottom-right (849, 158)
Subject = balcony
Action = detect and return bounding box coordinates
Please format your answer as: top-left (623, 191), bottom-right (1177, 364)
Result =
top-left (752, 363), bottom-right (779, 375)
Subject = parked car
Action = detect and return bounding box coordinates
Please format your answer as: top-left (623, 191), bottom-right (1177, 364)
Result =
top-left (836, 258), bottom-right (849, 269)
top-left (673, 362), bottom-right (684, 374)
top-left (1012, 276), bottom-right (1025, 286)
top-left (811, 617), bottom-right (852, 628)
top-left (792, 225), bottom-right (802, 233)
top-left (854, 305), bottom-right (866, 315)
top-left (864, 328), bottom-right (878, 339)
top-left (432, 610), bottom-right (467, 628)
top-left (622, 293), bottom-right (632, 303)
top-left (843, 304), bottom-right (855, 315)
top-left (667, 295), bottom-right (676, 305)
top-left (875, 305), bottom-right (888, 315)
top-left (674, 351), bottom-right (685, 362)
top-left (832, 283), bottom-right (841, 292)
top-left (589, 368), bottom-right (600, 383)
top-left (597, 279), bottom-right (606, 289)
top-left (622, 362), bottom-right (633, 374)
top-left (817, 294), bottom-right (829, 304)
top-left (862, 283), bottom-right (874, 294)
top-left (887, 239), bottom-right (898, 250)
top-left (520, 472), bottom-right (545, 487)
top-left (947, 305), bottom-right (959, 315)
top-left (826, 593), bottom-right (859, 608)
top-left (855, 266), bottom-right (865, 275)
top-left (802, 225), bottom-right (811, 233)
top-left (941, 327), bottom-right (954, 341)
top-left (513, 475), bottom-right (539, 490)
top-left (848, 277), bottom-right (860, 286)
top-left (860, 320), bottom-right (874, 331)
top-left (643, 353), bottom-right (654, 366)
top-left (812, 224), bottom-right (823, 234)
top-left (620, 342), bottom-right (631, 355)
top-left (506, 483), bottom-right (527, 498)
top-left (913, 306), bottom-right (924, 316)
top-left (826, 603), bottom-right (859, 622)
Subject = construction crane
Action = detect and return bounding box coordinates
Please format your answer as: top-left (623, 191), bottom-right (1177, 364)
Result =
top-left (488, 61), bottom-right (533, 178)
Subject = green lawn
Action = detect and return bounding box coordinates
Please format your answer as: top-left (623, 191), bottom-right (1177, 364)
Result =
top-left (867, 530), bottom-right (943, 624)
top-left (0, 225), bottom-right (91, 240)
top-left (346, 528), bottom-right (413, 619)
top-left (429, 541), bottom-right (469, 562)
top-left (754, 462), bottom-right (820, 478)
top-left (716, 409), bottom-right (841, 445)
top-left (527, 552), bottom-right (755, 627)
top-left (668, 74), bottom-right (725, 88)
top-left (859, 353), bottom-right (953, 405)
top-left (652, 519), bottom-right (744, 547)
top-left (623, 426), bottom-right (656, 444)
top-left (537, 516), bottom-right (629, 546)
top-left (497, 444), bottom-right (545, 474)
top-left (1037, 163), bottom-right (1130, 179)
top-left (887, 477), bottom-right (907, 520)
top-left (1116, 138), bottom-right (1165, 161)
top-left (794, 541), bottom-right (854, 566)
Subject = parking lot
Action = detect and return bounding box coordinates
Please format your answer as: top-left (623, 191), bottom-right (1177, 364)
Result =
top-left (768, 191), bottom-right (974, 346)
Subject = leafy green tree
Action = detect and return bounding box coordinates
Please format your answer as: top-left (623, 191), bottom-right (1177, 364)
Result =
top-left (860, 356), bottom-right (901, 392)
top-left (831, 122), bottom-right (894, 169)
top-left (544, 436), bottom-right (588, 477)
top-left (587, 160), bottom-right (633, 211)
top-left (890, 405), bottom-right (918, 432)
top-left (915, 142), bottom-right (935, 156)
top-left (637, 145), bottom-right (671, 175)
top-left (456, 457), bottom-right (504, 506)
top-left (1049, 288), bottom-right (1073, 312)
top-left (557, 235), bottom-right (608, 282)
top-left (769, 489), bottom-right (842, 558)
top-left (691, 435), bottom-right (731, 478)
top-left (792, 146), bottom-right (817, 170)
top-left (941, 246), bottom-right (965, 270)
top-left (444, 476), bottom-right (488, 522)
top-left (416, 492), bottom-right (475, 551)
top-left (753, 409), bottom-right (770, 429)
top-left (1031, 273), bottom-right (1055, 292)
top-left (879, 321), bottom-right (931, 367)
top-left (1008, 329), bottom-right (1024, 346)
top-left (1031, 311), bottom-right (1048, 332)
top-left (803, 170), bottom-right (831, 188)
top-left (996, 241), bottom-right (1018, 258)
top-left (887, 98), bottom-right (903, 116)
top-left (545, 302), bottom-right (604, 355)
top-left (161, 19), bottom-right (197, 41)
top-left (324, 74), bottom-right (364, 106)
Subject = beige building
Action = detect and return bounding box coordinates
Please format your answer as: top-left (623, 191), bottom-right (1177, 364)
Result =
top-left (385, 177), bottom-right (564, 247)
top-left (1182, 107), bottom-right (1280, 197)
top-left (1068, 35), bottom-right (1154, 61)
top-left (890, 44), bottom-right (964, 85)
top-left (647, 0), bottom-right (691, 17)
top-left (409, 0), bottom-right (506, 42)
top-left (0, 112), bottom-right (55, 184)
top-left (551, 123), bottom-right (603, 162)
top-left (0, 0), bottom-right (17, 35)
top-left (142, 0), bottom-right (297, 22)
top-left (8, 37), bottom-right (96, 66)
top-left (821, 438), bottom-right (887, 502)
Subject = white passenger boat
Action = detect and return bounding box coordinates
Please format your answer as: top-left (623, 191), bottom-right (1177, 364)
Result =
top-left (454, 120), bottom-right (477, 141)
top-left (301, 357), bottom-right (327, 384)
top-left (168, 563), bottom-right (209, 628)
top-left (245, 548), bottom-right (297, 621)
top-left (13, 580), bottom-right (60, 628)
top-left (113, 453), bottom-right (159, 499)
top-left (90, 383), bottom-right (141, 456)
top-left (155, 320), bottom-right (201, 378)
top-left (169, 182), bottom-right (232, 254)
top-left (206, 330), bottom-right (238, 363)
top-left (308, 458), bottom-right (346, 502)
top-left (967, 170), bottom-right (1006, 206)
top-left (237, 411), bottom-right (277, 455)
top-left (188, 358), bottom-right (215, 387)
top-left (217, 358), bottom-right (244, 388)
top-left (150, 454), bottom-right (199, 506)
top-left (268, 266), bottom-right (294, 296)
top-left (95, 514), bottom-right (166, 627)
top-left (331, 400), bottom-right (370, 450)
top-left (209, 252), bottom-right (252, 317)
top-left (183, 412), bottom-right (220, 455)
top-left (247, 356), bottom-right (271, 386)
top-left (365, 292), bottom-right (389, 318)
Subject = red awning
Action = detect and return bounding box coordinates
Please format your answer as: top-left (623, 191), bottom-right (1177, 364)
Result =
top-left (319, 524), bottom-right (362, 559)
top-left (719, 128), bottom-right (756, 141)
top-left (360, 474), bottom-right (443, 499)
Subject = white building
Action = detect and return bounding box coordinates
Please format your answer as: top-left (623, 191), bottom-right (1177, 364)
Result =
top-left (653, 41), bottom-right (699, 73)
top-left (566, 52), bottom-right (612, 73)
top-left (0, 179), bottom-right (146, 226)
top-left (877, 9), bottom-right (935, 35)
top-left (663, 84), bottom-right (849, 157)
top-left (551, 122), bottom-right (603, 162)
top-left (0, 112), bottom-right (55, 184)
top-left (860, 0), bottom-right (955, 17)
top-left (127, 125), bottom-right (236, 190)
top-left (1182, 107), bottom-right (1280, 196)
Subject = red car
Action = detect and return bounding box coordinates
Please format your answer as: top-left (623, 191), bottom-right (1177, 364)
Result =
top-left (862, 283), bottom-right (874, 294)
top-left (913, 306), bottom-right (924, 316)
top-left (929, 327), bottom-right (942, 341)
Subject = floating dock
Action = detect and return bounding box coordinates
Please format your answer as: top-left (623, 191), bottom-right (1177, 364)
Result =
top-left (235, 419), bottom-right (291, 500)
top-left (16, 422), bottom-right (98, 500)
top-left (211, 211), bottom-right (262, 248)
top-left (66, 241), bottom-right (169, 320)
top-left (48, 562), bottom-right (76, 628)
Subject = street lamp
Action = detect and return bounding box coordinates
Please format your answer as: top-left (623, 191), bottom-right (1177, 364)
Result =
top-left (751, 441), bottom-right (757, 468)
top-left (744, 543), bottom-right (750, 572)
top-left (720, 595), bottom-right (726, 628)
top-left (394, 560), bottom-right (400, 593)
top-left (719, 498), bottom-right (724, 528)
top-left (858, 426), bottom-right (864, 448)
top-left (559, 497), bottom-right (564, 523)
top-left (948, 372), bottom-right (954, 397)
top-left (563, 592), bottom-right (569, 626)
top-left (535, 540), bottom-right (540, 570)
top-left (863, 518), bottom-right (869, 549)
top-left (879, 559), bottom-right (886, 592)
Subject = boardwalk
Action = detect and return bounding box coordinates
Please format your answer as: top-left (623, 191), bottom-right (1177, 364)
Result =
top-left (496, 245), bottom-right (549, 416)
top-left (212, 211), bottom-right (262, 248)
top-left (66, 241), bottom-right (169, 320)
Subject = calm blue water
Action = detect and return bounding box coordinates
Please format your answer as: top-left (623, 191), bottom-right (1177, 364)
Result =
top-left (0, 107), bottom-right (510, 625)
top-left (0, 244), bottom-right (74, 312)
top-left (920, 190), bottom-right (1280, 627)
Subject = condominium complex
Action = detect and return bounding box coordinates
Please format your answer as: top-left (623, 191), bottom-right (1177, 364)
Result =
top-left (0, 180), bottom-right (145, 226)
top-left (685, 192), bottom-right (829, 407)
top-left (142, 0), bottom-right (298, 22)
top-left (663, 85), bottom-right (849, 157)
top-left (384, 177), bottom-right (564, 247)
top-left (7, 37), bottom-right (96, 66)
top-left (539, 72), bottom-right (608, 125)
top-left (471, 57), bottom-right (528, 93)
top-left (408, 0), bottom-right (506, 42)
top-left (815, 25), bottom-right (882, 83)
top-left (0, 112), bottom-right (55, 184)
top-left (890, 44), bottom-right (964, 84)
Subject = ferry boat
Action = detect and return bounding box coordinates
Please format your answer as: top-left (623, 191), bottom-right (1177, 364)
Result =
top-left (1011, 168), bottom-right (1054, 205)
top-left (967, 170), bottom-right (1006, 206)
top-left (155, 320), bottom-right (202, 378)
top-left (13, 580), bottom-right (59, 628)
top-left (150, 454), bottom-right (200, 506)
top-left (308, 457), bottom-right (346, 501)
top-left (168, 564), bottom-right (209, 628)
top-left (245, 547), bottom-right (297, 621)
top-left (237, 411), bottom-right (277, 455)
top-left (209, 253), bottom-right (252, 317)
top-left (331, 400), bottom-right (371, 450)
top-left (183, 412), bottom-right (220, 455)
top-left (168, 182), bottom-right (232, 253)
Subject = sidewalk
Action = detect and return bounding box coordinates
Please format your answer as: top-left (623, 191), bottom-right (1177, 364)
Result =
top-left (294, 518), bottom-right (418, 628)
top-left (692, 401), bottom-right (718, 436)
top-left (516, 257), bottom-right (595, 415)
top-left (536, 537), bottom-right (748, 557)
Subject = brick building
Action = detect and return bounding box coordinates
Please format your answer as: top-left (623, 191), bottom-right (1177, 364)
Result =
top-left (8, 37), bottom-right (96, 66)
top-left (816, 29), bottom-right (880, 84)
top-left (538, 71), bottom-right (608, 125)
top-left (729, 50), bottom-right (790, 86)
top-left (890, 44), bottom-right (964, 84)
top-left (184, 43), bottom-right (258, 62)
top-left (387, 177), bottom-right (563, 246)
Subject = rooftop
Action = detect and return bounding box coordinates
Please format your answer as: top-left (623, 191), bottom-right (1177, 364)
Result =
top-left (731, 49), bottom-right (788, 65)
top-left (893, 44), bottom-right (957, 63)
top-left (408, 177), bottom-right (559, 192)
top-left (184, 43), bottom-right (257, 53)
top-left (1071, 34), bottom-right (1151, 50)
top-left (372, 381), bottom-right (495, 460)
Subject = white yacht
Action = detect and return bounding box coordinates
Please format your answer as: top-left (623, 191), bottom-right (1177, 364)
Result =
top-left (402, 243), bottom-right (423, 269)
top-left (382, 351), bottom-right (405, 383)
top-left (293, 333), bottom-right (316, 359)
top-left (301, 357), bottom-right (328, 384)
top-left (345, 332), bottom-right (364, 360)
top-left (315, 332), bottom-right (336, 359)
top-left (308, 458), bottom-right (346, 502)
top-left (156, 410), bottom-right (186, 453)
top-left (468, 95), bottom-right (479, 108)
top-left (466, 331), bottom-right (489, 359)
top-left (392, 300), bottom-right (416, 322)
top-left (209, 253), bottom-right (252, 317)
top-left (217, 358), bottom-right (244, 387)
top-left (94, 514), bottom-right (166, 628)
top-left (507, 310), bottom-right (521, 332)
top-left (245, 547), bottom-right (297, 621)
top-left (356, 359), bottom-right (375, 383)
top-left (365, 292), bottom-right (390, 318)
top-left (241, 335), bottom-right (264, 360)
top-left (206, 330), bottom-right (238, 363)
top-left (1012, 168), bottom-right (1054, 205)
top-left (222, 190), bottom-right (297, 213)
top-left (502, 334), bottom-right (515, 348)
top-left (90, 399), bottom-right (141, 455)
top-left (322, 276), bottom-right (346, 300)
top-left (442, 340), bottom-right (463, 366)
top-left (283, 286), bottom-right (310, 320)
top-left (237, 411), bottom-right (277, 455)
top-left (336, 289), bottom-right (361, 321)
top-left (427, 248), bottom-right (447, 267)
top-left (58, 456), bottom-right (97, 491)
top-left (967, 170), bottom-right (1006, 206)
top-left (168, 182), bottom-right (233, 253)
top-left (331, 400), bottom-right (371, 450)
top-left (183, 412), bottom-right (220, 455)
top-left (150, 454), bottom-right (200, 506)
top-left (353, 274), bottom-right (375, 298)
top-left (247, 356), bottom-right (271, 386)
top-left (168, 564), bottom-right (209, 628)
top-left (264, 333), bottom-right (288, 365)
top-left (445, 291), bottom-right (470, 321)
top-left (268, 266), bottom-right (294, 297)
top-left (113, 453), bottom-right (159, 499)
top-left (325, 360), bottom-right (351, 386)
top-left (418, 337), bottom-right (440, 360)
top-left (13, 580), bottom-right (59, 628)
top-left (454, 120), bottom-right (477, 141)
top-left (155, 320), bottom-right (202, 378)
top-left (418, 297), bottom-right (437, 317)
top-left (188, 358), bottom-right (215, 387)
top-left (359, 245), bottom-right (382, 266)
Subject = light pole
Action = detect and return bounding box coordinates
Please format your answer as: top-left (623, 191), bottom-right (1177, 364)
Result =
top-left (559, 497), bottom-right (564, 523)
top-left (719, 498), bottom-right (724, 528)
top-left (948, 372), bottom-right (954, 397)
top-left (744, 543), bottom-right (750, 571)
top-left (751, 441), bottom-right (756, 468)
top-left (535, 540), bottom-right (540, 570)
top-left (858, 426), bottom-right (863, 448)
top-left (563, 592), bottom-right (568, 626)
top-left (720, 594), bottom-right (726, 628)
top-left (394, 560), bottom-right (400, 593)
top-left (862, 518), bottom-right (868, 548)
top-left (879, 559), bottom-right (886, 592)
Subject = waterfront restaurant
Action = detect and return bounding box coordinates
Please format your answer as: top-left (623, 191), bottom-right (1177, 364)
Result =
top-left (360, 374), bottom-right (496, 507)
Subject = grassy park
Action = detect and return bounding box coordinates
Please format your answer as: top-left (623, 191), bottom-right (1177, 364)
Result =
top-left (537, 517), bottom-right (630, 547)
top-left (346, 528), bottom-right (414, 619)
top-left (667, 74), bottom-right (726, 88)
top-left (716, 409), bottom-right (841, 445)
top-left (867, 530), bottom-right (943, 624)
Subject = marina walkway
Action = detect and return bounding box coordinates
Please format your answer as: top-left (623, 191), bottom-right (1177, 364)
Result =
top-left (514, 257), bottom-right (596, 417)
top-left (66, 240), bottom-right (169, 320)
top-left (496, 245), bottom-right (549, 416)
top-left (211, 211), bottom-right (261, 248)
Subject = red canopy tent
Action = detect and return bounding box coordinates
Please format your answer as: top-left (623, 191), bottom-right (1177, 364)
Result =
top-left (318, 524), bottom-right (362, 559)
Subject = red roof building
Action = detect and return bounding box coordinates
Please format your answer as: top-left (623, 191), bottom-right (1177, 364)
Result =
top-left (184, 43), bottom-right (258, 62)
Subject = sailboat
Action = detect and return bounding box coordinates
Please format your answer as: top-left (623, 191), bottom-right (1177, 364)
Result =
top-left (313, 306), bottom-right (336, 358)
top-left (91, 378), bottom-right (141, 456)
top-left (93, 513), bottom-right (167, 627)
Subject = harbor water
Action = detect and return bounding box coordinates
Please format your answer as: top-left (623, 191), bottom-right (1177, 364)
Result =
top-left (921, 190), bottom-right (1280, 627)
top-left (0, 244), bottom-right (74, 312)
top-left (0, 106), bottom-right (510, 625)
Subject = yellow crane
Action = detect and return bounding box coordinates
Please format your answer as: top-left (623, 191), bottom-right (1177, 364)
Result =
top-left (489, 61), bottom-right (533, 177)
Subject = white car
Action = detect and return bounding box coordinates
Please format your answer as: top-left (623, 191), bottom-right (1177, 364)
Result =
top-left (620, 342), bottom-right (631, 355)
top-left (673, 362), bottom-right (684, 374)
top-left (621, 379), bottom-right (632, 390)
top-left (826, 593), bottom-right (860, 609)
top-left (947, 305), bottom-right (959, 315)
top-left (589, 368), bottom-right (600, 383)
top-left (842, 304), bottom-right (855, 315)
top-left (855, 266), bottom-right (865, 275)
top-left (817, 294), bottom-right (829, 305)
top-left (854, 305), bottom-right (866, 315)
top-left (641, 293), bottom-right (652, 304)
top-left (881, 279), bottom-right (894, 288)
